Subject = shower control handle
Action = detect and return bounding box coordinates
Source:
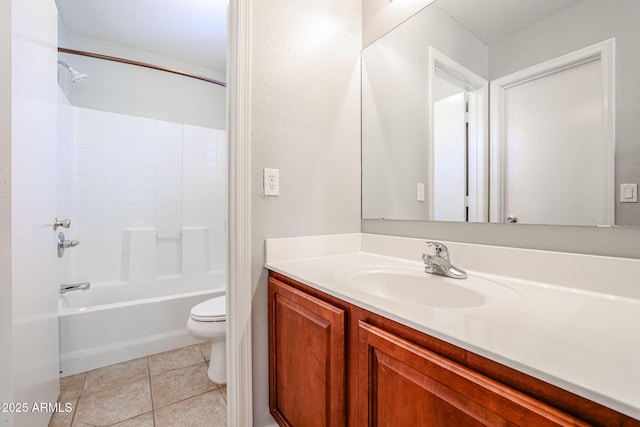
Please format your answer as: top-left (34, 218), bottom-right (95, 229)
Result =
top-left (57, 232), bottom-right (80, 258)
top-left (60, 239), bottom-right (79, 248)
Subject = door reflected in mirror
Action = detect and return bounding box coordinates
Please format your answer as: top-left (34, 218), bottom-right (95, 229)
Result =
top-left (362, 0), bottom-right (640, 226)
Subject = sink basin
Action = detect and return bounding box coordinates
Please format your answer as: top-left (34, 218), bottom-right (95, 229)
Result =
top-left (336, 264), bottom-right (517, 308)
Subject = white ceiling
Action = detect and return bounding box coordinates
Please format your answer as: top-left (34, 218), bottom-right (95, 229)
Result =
top-left (436, 0), bottom-right (583, 44)
top-left (55, 0), bottom-right (228, 72)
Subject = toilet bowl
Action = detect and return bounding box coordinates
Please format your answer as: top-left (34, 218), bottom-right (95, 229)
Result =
top-left (187, 295), bottom-right (226, 384)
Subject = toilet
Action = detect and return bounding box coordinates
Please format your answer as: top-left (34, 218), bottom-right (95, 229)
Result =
top-left (187, 295), bottom-right (226, 384)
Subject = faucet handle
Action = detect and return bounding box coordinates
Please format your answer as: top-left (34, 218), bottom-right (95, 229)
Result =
top-left (425, 241), bottom-right (449, 259)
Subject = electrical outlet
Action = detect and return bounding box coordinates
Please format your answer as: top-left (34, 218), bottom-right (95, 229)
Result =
top-left (264, 168), bottom-right (280, 196)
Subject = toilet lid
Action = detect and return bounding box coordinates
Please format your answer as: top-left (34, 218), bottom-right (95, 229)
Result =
top-left (190, 295), bottom-right (226, 322)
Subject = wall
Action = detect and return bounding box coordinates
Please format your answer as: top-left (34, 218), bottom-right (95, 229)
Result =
top-left (362, 3), bottom-right (486, 220)
top-left (363, 0), bottom-right (435, 46)
top-left (488, 0), bottom-right (640, 226)
top-left (0, 0), bottom-right (13, 423)
top-left (58, 103), bottom-right (226, 287)
top-left (58, 27), bottom-right (226, 130)
top-left (250, 0), bottom-right (362, 424)
top-left (362, 0), bottom-right (640, 260)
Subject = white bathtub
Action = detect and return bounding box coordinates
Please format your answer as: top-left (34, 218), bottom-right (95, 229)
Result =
top-left (58, 274), bottom-right (225, 377)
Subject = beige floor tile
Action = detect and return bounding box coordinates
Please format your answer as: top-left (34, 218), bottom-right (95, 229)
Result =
top-left (198, 342), bottom-right (212, 361)
top-left (72, 379), bottom-right (152, 427)
top-left (50, 374), bottom-right (84, 427)
top-left (48, 402), bottom-right (76, 427)
top-left (109, 412), bottom-right (154, 427)
top-left (59, 373), bottom-right (86, 402)
top-left (82, 358), bottom-right (149, 396)
top-left (219, 386), bottom-right (227, 403)
top-left (154, 391), bottom-right (226, 427)
top-left (149, 345), bottom-right (205, 376)
top-left (150, 362), bottom-right (217, 409)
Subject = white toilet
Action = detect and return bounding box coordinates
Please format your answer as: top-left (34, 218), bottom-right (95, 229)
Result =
top-left (187, 295), bottom-right (226, 384)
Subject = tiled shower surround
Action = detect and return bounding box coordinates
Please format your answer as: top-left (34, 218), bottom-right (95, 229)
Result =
top-left (58, 104), bottom-right (226, 285)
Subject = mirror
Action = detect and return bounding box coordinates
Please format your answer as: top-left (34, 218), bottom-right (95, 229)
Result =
top-left (362, 0), bottom-right (640, 226)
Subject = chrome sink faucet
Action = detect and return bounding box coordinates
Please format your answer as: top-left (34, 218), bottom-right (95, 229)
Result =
top-left (421, 241), bottom-right (467, 279)
top-left (60, 282), bottom-right (91, 294)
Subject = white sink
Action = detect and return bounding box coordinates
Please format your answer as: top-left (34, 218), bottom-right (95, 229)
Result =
top-left (336, 264), bottom-right (518, 308)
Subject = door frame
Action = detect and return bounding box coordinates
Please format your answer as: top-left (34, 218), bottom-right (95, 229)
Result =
top-left (227, 0), bottom-right (254, 425)
top-left (427, 47), bottom-right (488, 222)
top-left (489, 38), bottom-right (615, 224)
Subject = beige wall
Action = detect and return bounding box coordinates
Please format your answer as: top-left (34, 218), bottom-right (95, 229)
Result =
top-left (250, 0), bottom-right (362, 424)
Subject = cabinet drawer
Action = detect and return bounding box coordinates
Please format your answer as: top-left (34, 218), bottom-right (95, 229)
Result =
top-left (358, 321), bottom-right (588, 427)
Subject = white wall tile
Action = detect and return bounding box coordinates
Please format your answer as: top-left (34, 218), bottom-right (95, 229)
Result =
top-left (62, 106), bottom-right (226, 285)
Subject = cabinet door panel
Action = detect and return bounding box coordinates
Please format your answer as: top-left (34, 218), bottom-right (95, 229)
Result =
top-left (269, 278), bottom-right (346, 427)
top-left (358, 321), bottom-right (588, 427)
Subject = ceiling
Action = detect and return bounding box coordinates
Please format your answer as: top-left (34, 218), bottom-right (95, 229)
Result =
top-left (55, 0), bottom-right (228, 72)
top-left (436, 0), bottom-right (583, 44)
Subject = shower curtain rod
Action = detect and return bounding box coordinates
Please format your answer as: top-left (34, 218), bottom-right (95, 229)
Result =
top-left (58, 47), bottom-right (226, 87)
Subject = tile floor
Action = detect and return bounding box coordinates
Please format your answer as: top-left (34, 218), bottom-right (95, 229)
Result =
top-left (48, 343), bottom-right (227, 427)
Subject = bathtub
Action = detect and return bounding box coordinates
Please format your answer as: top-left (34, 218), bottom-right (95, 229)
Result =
top-left (58, 273), bottom-right (225, 377)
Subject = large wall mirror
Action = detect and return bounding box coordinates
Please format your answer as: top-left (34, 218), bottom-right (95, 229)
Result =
top-left (362, 0), bottom-right (640, 227)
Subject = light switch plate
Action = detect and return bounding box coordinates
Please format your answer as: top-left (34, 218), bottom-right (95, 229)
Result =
top-left (620, 183), bottom-right (637, 203)
top-left (417, 183), bottom-right (425, 202)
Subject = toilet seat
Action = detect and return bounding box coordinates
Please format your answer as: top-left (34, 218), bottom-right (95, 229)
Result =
top-left (190, 295), bottom-right (226, 322)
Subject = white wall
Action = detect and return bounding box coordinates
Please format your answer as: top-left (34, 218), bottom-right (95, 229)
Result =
top-left (250, 0), bottom-right (362, 424)
top-left (363, 0), bottom-right (435, 47)
top-left (0, 0), bottom-right (13, 423)
top-left (58, 28), bottom-right (226, 130)
top-left (58, 105), bottom-right (226, 287)
top-left (362, 3), bottom-right (487, 220)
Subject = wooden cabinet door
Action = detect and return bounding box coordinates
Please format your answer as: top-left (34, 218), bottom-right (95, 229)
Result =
top-left (269, 278), bottom-right (346, 427)
top-left (358, 321), bottom-right (589, 427)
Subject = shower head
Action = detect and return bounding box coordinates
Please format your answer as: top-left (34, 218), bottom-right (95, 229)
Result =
top-left (57, 60), bottom-right (88, 83)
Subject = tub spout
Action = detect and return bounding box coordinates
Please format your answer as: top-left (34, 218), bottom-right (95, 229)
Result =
top-left (60, 282), bottom-right (91, 294)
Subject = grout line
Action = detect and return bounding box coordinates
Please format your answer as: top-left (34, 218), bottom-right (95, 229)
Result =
top-left (146, 356), bottom-right (156, 416)
top-left (68, 372), bottom-right (86, 427)
top-left (153, 389), bottom-right (225, 414)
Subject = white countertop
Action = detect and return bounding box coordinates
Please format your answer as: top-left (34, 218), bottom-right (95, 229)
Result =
top-left (264, 233), bottom-right (640, 420)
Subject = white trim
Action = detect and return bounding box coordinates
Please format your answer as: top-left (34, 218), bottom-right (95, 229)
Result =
top-left (427, 47), bottom-right (488, 222)
top-left (227, 0), bottom-right (253, 425)
top-left (489, 38), bottom-right (616, 224)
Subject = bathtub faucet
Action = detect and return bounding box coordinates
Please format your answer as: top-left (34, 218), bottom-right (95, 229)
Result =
top-left (60, 282), bottom-right (91, 294)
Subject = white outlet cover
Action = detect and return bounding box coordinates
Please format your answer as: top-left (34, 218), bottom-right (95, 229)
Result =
top-left (264, 168), bottom-right (280, 196)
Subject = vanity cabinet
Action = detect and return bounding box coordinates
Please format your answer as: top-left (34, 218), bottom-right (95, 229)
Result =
top-left (268, 271), bottom-right (640, 427)
top-left (269, 276), bottom-right (346, 426)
